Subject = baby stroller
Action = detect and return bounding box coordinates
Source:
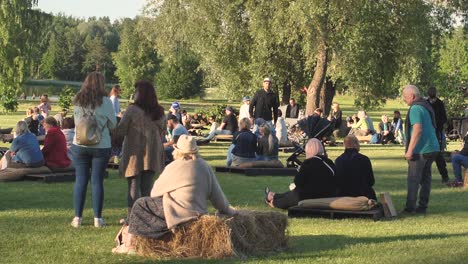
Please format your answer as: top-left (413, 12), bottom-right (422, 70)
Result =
top-left (286, 115), bottom-right (334, 168)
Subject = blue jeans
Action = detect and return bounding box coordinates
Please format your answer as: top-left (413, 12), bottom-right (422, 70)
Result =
top-left (452, 154), bottom-right (468, 182)
top-left (226, 144), bottom-right (235, 167)
top-left (205, 129), bottom-right (231, 140)
top-left (72, 145), bottom-right (111, 218)
top-left (405, 153), bottom-right (436, 211)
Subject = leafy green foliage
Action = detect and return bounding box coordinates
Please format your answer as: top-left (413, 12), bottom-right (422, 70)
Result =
top-left (1, 97), bottom-right (19, 113)
top-left (112, 18), bottom-right (160, 98)
top-left (196, 104), bottom-right (228, 124)
top-left (58, 86), bottom-right (75, 111)
top-left (155, 48), bottom-right (203, 99)
top-left (0, 0), bottom-right (39, 112)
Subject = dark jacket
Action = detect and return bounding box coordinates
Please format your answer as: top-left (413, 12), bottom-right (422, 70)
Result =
top-left (427, 97), bottom-right (447, 132)
top-left (286, 104), bottom-right (300, 118)
top-left (378, 121), bottom-right (393, 134)
top-left (335, 148), bottom-right (376, 200)
top-left (232, 129), bottom-right (257, 158)
top-left (223, 113), bottom-right (238, 133)
top-left (24, 116), bottom-right (39, 136)
top-left (249, 89), bottom-right (279, 123)
top-left (331, 110), bottom-right (342, 129)
top-left (293, 155), bottom-right (337, 200)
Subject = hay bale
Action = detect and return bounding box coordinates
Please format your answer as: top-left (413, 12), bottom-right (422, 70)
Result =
top-left (135, 211), bottom-right (288, 259)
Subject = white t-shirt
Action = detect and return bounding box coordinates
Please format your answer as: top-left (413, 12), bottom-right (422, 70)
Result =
top-left (239, 103), bottom-right (250, 120)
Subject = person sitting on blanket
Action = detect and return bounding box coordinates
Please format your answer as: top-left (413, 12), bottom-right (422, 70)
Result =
top-left (256, 123), bottom-right (279, 161)
top-left (42, 117), bottom-right (71, 169)
top-left (335, 135), bottom-right (376, 199)
top-left (0, 121), bottom-right (44, 170)
top-left (230, 118), bottom-right (258, 167)
top-left (265, 138), bottom-right (337, 209)
top-left (112, 135), bottom-right (238, 254)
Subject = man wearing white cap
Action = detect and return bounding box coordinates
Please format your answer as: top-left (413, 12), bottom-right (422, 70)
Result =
top-left (249, 77), bottom-right (279, 126)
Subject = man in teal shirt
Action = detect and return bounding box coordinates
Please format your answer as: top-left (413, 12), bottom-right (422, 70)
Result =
top-left (402, 85), bottom-right (439, 214)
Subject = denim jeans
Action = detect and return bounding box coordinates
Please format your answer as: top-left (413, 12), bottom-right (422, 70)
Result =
top-left (72, 145), bottom-right (111, 218)
top-left (405, 152), bottom-right (437, 211)
top-left (452, 154), bottom-right (468, 182)
top-left (226, 144), bottom-right (235, 167)
top-left (205, 129), bottom-right (231, 140)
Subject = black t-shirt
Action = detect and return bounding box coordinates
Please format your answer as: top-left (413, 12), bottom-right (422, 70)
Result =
top-left (223, 114), bottom-right (238, 133)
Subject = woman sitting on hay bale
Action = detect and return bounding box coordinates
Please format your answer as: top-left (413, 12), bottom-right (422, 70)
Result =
top-left (113, 135), bottom-right (237, 254)
top-left (1, 121), bottom-right (44, 170)
top-left (265, 138), bottom-right (337, 209)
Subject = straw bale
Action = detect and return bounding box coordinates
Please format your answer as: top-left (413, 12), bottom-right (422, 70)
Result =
top-left (135, 210), bottom-right (288, 259)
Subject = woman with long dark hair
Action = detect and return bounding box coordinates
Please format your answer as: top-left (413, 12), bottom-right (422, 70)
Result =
top-left (71, 72), bottom-right (117, 228)
top-left (116, 80), bottom-right (166, 221)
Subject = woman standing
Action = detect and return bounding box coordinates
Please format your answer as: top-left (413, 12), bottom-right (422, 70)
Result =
top-left (71, 72), bottom-right (117, 228)
top-left (116, 80), bottom-right (166, 221)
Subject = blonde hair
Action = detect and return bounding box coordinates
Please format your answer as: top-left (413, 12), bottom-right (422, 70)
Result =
top-left (173, 149), bottom-right (200, 161)
top-left (305, 138), bottom-right (324, 158)
top-left (15, 121), bottom-right (30, 136)
top-left (344, 135), bottom-right (360, 151)
top-left (239, 117), bottom-right (251, 130)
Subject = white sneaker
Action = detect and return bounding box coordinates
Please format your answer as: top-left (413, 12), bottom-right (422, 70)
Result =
top-left (71, 217), bottom-right (82, 228)
top-left (94, 218), bottom-right (105, 228)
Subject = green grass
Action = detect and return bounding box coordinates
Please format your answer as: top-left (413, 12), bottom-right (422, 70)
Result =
top-left (1, 96), bottom-right (468, 264)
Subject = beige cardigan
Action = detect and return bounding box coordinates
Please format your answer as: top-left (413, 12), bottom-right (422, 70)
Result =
top-left (151, 158), bottom-right (236, 229)
top-left (116, 105), bottom-right (166, 177)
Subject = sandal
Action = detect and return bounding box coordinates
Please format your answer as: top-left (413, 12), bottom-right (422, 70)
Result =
top-left (264, 187), bottom-right (270, 204)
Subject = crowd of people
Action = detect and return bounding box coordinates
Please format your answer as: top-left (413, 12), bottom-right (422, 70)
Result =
top-left (1, 73), bottom-right (466, 255)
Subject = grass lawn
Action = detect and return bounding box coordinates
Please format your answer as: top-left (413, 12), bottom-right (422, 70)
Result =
top-left (1, 96), bottom-right (468, 264)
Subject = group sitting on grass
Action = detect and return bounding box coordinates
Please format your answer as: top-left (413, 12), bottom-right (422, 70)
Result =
top-left (229, 118), bottom-right (280, 167)
top-left (265, 135), bottom-right (376, 209)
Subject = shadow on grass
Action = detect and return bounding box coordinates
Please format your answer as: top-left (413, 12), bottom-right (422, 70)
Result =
top-left (286, 232), bottom-right (468, 257)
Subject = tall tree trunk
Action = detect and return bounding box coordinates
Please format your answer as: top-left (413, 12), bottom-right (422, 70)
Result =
top-left (306, 41), bottom-right (328, 116)
top-left (281, 77), bottom-right (291, 105)
top-left (319, 77), bottom-right (335, 116)
top-left (306, 0), bottom-right (330, 116)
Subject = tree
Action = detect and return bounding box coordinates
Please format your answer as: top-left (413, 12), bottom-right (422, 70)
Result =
top-left (155, 47), bottom-right (203, 99)
top-left (0, 0), bottom-right (39, 111)
top-left (145, 0), bottom-right (463, 113)
top-left (435, 27), bottom-right (467, 118)
top-left (112, 18), bottom-right (160, 98)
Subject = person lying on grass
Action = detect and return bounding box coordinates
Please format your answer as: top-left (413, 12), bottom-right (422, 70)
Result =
top-left (265, 138), bottom-right (337, 209)
top-left (113, 135), bottom-right (237, 254)
top-left (1, 121), bottom-right (44, 170)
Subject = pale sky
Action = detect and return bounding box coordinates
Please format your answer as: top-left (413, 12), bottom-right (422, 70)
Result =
top-left (35, 0), bottom-right (147, 21)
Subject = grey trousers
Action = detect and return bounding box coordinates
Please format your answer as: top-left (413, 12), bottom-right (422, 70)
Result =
top-left (405, 153), bottom-right (437, 211)
top-left (127, 170), bottom-right (155, 216)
